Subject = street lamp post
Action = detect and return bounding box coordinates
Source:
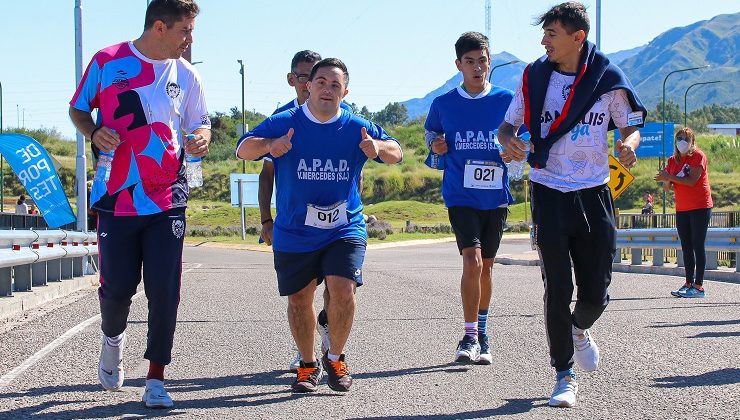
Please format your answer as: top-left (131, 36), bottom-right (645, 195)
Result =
top-left (684, 80), bottom-right (725, 127)
top-left (237, 59), bottom-right (246, 174)
top-left (488, 60), bottom-right (520, 83)
top-left (660, 64), bottom-right (709, 216)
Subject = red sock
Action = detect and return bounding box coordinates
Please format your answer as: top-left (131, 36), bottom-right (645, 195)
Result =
top-left (146, 362), bottom-right (165, 381)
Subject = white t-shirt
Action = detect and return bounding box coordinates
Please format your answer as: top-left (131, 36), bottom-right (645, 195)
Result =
top-left (505, 70), bottom-right (634, 192)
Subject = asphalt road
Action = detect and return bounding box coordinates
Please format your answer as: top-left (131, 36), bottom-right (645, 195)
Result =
top-left (0, 240), bottom-right (738, 419)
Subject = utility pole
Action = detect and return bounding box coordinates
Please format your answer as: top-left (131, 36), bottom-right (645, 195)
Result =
top-left (485, 0), bottom-right (491, 41)
top-left (595, 0), bottom-right (601, 50)
top-left (74, 0), bottom-right (88, 232)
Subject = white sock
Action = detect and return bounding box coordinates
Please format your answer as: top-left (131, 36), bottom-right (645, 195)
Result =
top-left (572, 325), bottom-right (585, 337)
top-left (105, 333), bottom-right (124, 346)
top-left (327, 353), bottom-right (340, 362)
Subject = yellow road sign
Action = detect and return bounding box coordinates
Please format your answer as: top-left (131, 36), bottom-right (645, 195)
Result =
top-left (608, 154), bottom-right (635, 199)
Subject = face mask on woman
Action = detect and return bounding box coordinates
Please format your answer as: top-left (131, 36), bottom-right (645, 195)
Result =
top-left (676, 138), bottom-right (690, 154)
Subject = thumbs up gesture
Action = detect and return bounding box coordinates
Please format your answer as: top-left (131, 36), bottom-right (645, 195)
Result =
top-left (269, 128), bottom-right (294, 158)
top-left (359, 127), bottom-right (380, 159)
top-left (616, 139), bottom-right (636, 168)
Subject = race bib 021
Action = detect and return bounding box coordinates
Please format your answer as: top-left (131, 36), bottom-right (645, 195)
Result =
top-left (463, 160), bottom-right (503, 190)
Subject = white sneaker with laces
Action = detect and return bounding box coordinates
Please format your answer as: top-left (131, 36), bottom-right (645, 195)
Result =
top-left (549, 375), bottom-right (578, 408)
top-left (317, 319), bottom-right (331, 355)
top-left (289, 352), bottom-right (302, 372)
top-left (98, 333), bottom-right (126, 391)
top-left (142, 379), bottom-right (174, 408)
top-left (572, 326), bottom-right (600, 372)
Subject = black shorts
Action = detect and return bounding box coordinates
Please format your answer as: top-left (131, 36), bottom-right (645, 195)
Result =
top-left (448, 206), bottom-right (508, 259)
top-left (273, 237), bottom-right (366, 296)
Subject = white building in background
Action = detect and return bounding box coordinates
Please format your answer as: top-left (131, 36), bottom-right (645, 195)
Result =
top-left (707, 124), bottom-right (740, 136)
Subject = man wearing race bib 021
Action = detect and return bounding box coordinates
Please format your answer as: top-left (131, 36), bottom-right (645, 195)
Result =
top-left (236, 58), bottom-right (402, 394)
top-left (425, 31), bottom-right (516, 366)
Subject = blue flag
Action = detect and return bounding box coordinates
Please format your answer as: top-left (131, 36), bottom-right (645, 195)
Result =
top-left (0, 134), bottom-right (76, 228)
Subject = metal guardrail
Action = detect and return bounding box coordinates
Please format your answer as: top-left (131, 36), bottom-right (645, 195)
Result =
top-left (615, 227), bottom-right (739, 273)
top-left (0, 229), bottom-right (98, 296)
top-left (618, 211), bottom-right (738, 229)
top-left (0, 213), bottom-right (77, 231)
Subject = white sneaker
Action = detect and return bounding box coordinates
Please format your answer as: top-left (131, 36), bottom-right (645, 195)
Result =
top-left (317, 314), bottom-right (331, 355)
top-left (142, 379), bottom-right (174, 408)
top-left (549, 375), bottom-right (578, 408)
top-left (98, 333), bottom-right (126, 391)
top-left (573, 327), bottom-right (600, 372)
top-left (454, 335), bottom-right (481, 364)
top-left (289, 352), bottom-right (302, 373)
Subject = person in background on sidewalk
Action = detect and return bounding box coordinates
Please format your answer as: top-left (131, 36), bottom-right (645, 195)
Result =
top-left (424, 31), bottom-right (515, 365)
top-left (656, 127), bottom-right (713, 298)
top-left (641, 192), bottom-right (654, 215)
top-left (15, 195), bottom-right (28, 215)
top-left (498, 1), bottom-right (645, 408)
top-left (237, 58), bottom-right (402, 393)
top-left (68, 0), bottom-right (210, 408)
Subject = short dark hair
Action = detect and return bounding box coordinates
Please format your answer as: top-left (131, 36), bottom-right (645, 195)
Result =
top-left (536, 2), bottom-right (590, 36)
top-left (145, 0), bottom-right (199, 30)
top-left (309, 58), bottom-right (350, 86)
top-left (455, 32), bottom-right (489, 61)
top-left (291, 50), bottom-right (322, 72)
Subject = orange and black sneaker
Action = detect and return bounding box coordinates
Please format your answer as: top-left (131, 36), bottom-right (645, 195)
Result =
top-left (291, 360), bottom-right (322, 393)
top-left (321, 352), bottom-right (352, 392)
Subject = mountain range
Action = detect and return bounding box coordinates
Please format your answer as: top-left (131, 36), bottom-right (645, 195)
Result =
top-left (402, 12), bottom-right (738, 119)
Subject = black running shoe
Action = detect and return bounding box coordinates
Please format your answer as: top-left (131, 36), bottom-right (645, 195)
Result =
top-left (321, 352), bottom-right (352, 392)
top-left (291, 360), bottom-right (322, 393)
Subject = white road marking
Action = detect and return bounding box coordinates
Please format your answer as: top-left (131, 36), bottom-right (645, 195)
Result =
top-left (0, 263), bottom-right (202, 390)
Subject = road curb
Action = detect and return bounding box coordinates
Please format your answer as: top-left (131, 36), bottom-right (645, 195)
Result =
top-left (495, 257), bottom-right (739, 283)
top-left (0, 276), bottom-right (99, 322)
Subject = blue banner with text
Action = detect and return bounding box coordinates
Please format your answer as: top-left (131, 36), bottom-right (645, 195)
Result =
top-left (615, 122), bottom-right (674, 158)
top-left (0, 134), bottom-right (76, 227)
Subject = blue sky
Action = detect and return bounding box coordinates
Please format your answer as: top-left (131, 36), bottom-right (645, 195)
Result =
top-left (0, 0), bottom-right (737, 139)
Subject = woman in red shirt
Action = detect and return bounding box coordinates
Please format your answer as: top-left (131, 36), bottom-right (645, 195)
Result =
top-left (655, 128), bottom-right (713, 298)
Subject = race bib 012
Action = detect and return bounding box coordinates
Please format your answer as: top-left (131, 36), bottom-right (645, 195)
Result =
top-left (305, 201), bottom-right (349, 229)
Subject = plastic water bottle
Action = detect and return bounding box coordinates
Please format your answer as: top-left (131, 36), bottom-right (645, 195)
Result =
top-left (507, 132), bottom-right (531, 181)
top-left (94, 129), bottom-right (116, 183)
top-left (424, 130), bottom-right (446, 170)
top-left (185, 134), bottom-right (203, 188)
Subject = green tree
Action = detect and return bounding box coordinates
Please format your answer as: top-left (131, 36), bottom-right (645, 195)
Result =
top-left (373, 102), bottom-right (408, 127)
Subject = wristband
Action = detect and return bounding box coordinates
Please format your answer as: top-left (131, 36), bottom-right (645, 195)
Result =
top-left (261, 218), bottom-right (273, 225)
top-left (90, 127), bottom-right (101, 141)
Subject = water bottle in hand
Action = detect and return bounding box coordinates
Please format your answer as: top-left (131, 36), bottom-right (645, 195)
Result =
top-left (94, 129), bottom-right (116, 183)
top-left (507, 132), bottom-right (531, 181)
top-left (185, 134), bottom-right (203, 188)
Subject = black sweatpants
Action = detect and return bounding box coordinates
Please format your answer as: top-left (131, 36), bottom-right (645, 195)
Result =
top-left (531, 182), bottom-right (616, 372)
top-left (97, 208), bottom-right (186, 366)
top-left (676, 208), bottom-right (712, 285)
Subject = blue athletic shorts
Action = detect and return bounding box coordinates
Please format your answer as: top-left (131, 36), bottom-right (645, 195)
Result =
top-left (273, 237), bottom-right (366, 296)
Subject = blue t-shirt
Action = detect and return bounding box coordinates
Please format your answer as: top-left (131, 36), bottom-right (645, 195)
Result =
top-left (273, 99), bottom-right (352, 115)
top-left (425, 85), bottom-right (515, 209)
top-left (239, 105), bottom-right (400, 252)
